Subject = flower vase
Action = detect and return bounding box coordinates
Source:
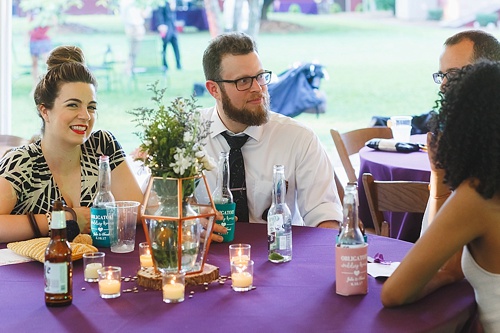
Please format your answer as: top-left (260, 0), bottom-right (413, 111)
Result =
top-left (141, 175), bottom-right (216, 275)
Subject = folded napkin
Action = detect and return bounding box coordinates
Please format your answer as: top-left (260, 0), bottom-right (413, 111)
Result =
top-left (367, 262), bottom-right (400, 278)
top-left (7, 234), bottom-right (97, 263)
top-left (366, 138), bottom-right (421, 153)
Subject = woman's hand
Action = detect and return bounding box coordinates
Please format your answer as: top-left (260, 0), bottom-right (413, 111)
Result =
top-left (73, 206), bottom-right (91, 234)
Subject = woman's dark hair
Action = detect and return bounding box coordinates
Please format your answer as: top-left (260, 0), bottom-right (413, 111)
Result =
top-left (430, 60), bottom-right (500, 198)
top-left (33, 45), bottom-right (97, 133)
top-left (202, 32), bottom-right (257, 81)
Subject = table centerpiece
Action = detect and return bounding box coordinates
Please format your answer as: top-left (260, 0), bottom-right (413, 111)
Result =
top-left (129, 81), bottom-right (217, 277)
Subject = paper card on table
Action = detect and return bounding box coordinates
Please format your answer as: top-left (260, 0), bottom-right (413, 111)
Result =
top-left (367, 262), bottom-right (400, 278)
top-left (0, 248), bottom-right (34, 266)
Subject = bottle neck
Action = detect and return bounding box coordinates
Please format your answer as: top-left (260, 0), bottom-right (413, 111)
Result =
top-left (51, 210), bottom-right (67, 239)
top-left (215, 153), bottom-right (232, 202)
top-left (50, 227), bottom-right (68, 240)
top-left (342, 196), bottom-right (359, 230)
top-left (97, 161), bottom-right (112, 192)
top-left (272, 170), bottom-right (286, 205)
top-left (339, 185), bottom-right (363, 243)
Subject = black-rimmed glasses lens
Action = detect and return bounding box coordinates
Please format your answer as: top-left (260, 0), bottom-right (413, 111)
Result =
top-left (214, 71), bottom-right (272, 91)
top-left (433, 70), bottom-right (460, 84)
top-left (432, 72), bottom-right (446, 84)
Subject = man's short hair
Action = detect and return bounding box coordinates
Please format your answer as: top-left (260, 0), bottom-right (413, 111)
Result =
top-left (202, 32), bottom-right (257, 81)
top-left (444, 30), bottom-right (500, 62)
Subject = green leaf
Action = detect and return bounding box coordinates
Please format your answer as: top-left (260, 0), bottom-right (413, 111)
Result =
top-left (268, 252), bottom-right (284, 261)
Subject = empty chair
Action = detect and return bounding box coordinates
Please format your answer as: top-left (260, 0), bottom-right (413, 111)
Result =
top-left (330, 127), bottom-right (392, 184)
top-left (362, 173), bottom-right (429, 237)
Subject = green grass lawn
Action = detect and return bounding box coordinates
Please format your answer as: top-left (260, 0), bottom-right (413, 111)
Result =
top-left (11, 12), bottom-right (491, 157)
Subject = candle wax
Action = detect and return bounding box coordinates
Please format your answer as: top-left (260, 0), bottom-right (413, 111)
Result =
top-left (231, 272), bottom-right (253, 288)
top-left (84, 263), bottom-right (103, 279)
top-left (140, 254), bottom-right (153, 267)
top-left (162, 283), bottom-right (185, 300)
top-left (99, 279), bottom-right (121, 295)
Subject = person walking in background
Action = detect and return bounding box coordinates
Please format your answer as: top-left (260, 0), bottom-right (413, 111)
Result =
top-left (151, 1), bottom-right (182, 71)
top-left (120, 0), bottom-right (150, 76)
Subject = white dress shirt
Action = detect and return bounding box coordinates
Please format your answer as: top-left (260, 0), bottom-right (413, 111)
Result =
top-left (198, 106), bottom-right (343, 227)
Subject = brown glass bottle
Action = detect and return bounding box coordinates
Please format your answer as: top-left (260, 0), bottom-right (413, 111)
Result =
top-left (44, 200), bottom-right (73, 307)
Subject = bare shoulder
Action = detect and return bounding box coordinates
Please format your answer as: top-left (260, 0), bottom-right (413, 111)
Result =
top-left (452, 182), bottom-right (500, 273)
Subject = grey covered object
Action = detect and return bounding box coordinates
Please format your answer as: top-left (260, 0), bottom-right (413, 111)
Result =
top-left (366, 138), bottom-right (421, 153)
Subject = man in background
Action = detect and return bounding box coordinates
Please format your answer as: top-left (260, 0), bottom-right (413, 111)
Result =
top-left (151, 1), bottom-right (182, 71)
top-left (422, 30), bottom-right (500, 234)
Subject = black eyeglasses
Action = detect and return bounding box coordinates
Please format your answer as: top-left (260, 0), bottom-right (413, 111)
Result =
top-left (432, 69), bottom-right (459, 84)
top-left (212, 71), bottom-right (272, 91)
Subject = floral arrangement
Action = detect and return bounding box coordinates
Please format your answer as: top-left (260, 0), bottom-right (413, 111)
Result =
top-left (129, 81), bottom-right (215, 180)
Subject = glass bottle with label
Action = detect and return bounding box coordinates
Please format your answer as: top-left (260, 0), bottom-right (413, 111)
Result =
top-left (212, 151), bottom-right (236, 242)
top-left (335, 182), bottom-right (368, 296)
top-left (91, 155), bottom-right (115, 247)
top-left (267, 164), bottom-right (292, 263)
top-left (45, 200), bottom-right (72, 307)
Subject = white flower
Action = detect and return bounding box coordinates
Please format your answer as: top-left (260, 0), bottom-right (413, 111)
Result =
top-left (194, 150), bottom-right (205, 158)
top-left (169, 148), bottom-right (193, 176)
top-left (202, 155), bottom-right (216, 171)
top-left (183, 131), bottom-right (193, 142)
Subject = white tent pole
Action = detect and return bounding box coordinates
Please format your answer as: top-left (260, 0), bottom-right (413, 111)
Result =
top-left (0, 0), bottom-right (13, 134)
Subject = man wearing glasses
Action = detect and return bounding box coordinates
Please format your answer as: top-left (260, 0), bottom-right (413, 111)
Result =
top-left (200, 32), bottom-right (343, 241)
top-left (422, 30), bottom-right (500, 234)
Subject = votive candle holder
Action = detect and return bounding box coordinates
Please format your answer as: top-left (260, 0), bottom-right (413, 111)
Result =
top-left (97, 266), bottom-right (121, 299)
top-left (162, 271), bottom-right (186, 303)
top-left (83, 252), bottom-right (105, 282)
top-left (231, 259), bottom-right (254, 292)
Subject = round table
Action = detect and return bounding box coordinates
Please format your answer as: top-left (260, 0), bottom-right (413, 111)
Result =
top-left (357, 134), bottom-right (430, 242)
top-left (1, 223), bottom-right (477, 332)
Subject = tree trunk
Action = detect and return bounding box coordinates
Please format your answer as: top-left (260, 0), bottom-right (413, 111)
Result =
top-left (260, 0), bottom-right (274, 20)
top-left (232, 0), bottom-right (244, 31)
top-left (204, 0), bottom-right (224, 37)
top-left (246, 0), bottom-right (262, 38)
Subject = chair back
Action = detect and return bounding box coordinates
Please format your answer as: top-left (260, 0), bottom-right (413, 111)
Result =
top-left (330, 127), bottom-right (392, 183)
top-left (362, 173), bottom-right (429, 237)
top-left (0, 135), bottom-right (29, 158)
top-left (130, 37), bottom-right (164, 89)
top-left (0, 135), bottom-right (27, 146)
top-left (334, 172), bottom-right (345, 203)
